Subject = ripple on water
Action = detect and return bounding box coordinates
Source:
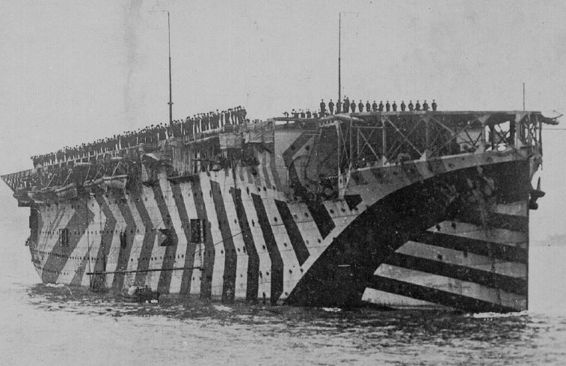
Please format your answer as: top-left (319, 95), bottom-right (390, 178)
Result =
top-left (0, 283), bottom-right (558, 365)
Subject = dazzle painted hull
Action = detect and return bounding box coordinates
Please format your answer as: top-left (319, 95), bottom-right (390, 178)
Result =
top-left (28, 153), bottom-right (529, 312)
top-left (5, 110), bottom-right (550, 312)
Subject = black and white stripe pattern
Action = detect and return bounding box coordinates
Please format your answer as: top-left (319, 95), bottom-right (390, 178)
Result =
top-left (25, 136), bottom-right (534, 312)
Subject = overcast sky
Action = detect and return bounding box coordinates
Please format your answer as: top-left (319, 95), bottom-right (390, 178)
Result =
top-left (0, 0), bottom-right (565, 241)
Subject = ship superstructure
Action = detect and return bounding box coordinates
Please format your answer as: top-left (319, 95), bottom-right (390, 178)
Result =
top-left (2, 109), bottom-right (555, 312)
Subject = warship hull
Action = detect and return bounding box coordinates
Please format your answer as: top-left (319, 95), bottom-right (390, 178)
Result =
top-left (3, 111), bottom-right (550, 312)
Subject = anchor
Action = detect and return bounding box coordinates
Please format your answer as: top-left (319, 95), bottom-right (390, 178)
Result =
top-left (529, 177), bottom-right (545, 210)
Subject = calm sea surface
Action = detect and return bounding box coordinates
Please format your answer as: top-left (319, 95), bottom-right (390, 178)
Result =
top-left (1, 193), bottom-right (566, 365)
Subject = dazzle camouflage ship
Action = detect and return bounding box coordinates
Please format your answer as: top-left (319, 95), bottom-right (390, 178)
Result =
top-left (2, 106), bottom-right (557, 312)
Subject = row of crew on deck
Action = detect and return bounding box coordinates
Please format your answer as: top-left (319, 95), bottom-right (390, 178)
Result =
top-left (31, 106), bottom-right (248, 168)
top-left (181, 106), bottom-right (247, 135)
top-left (320, 98), bottom-right (438, 114)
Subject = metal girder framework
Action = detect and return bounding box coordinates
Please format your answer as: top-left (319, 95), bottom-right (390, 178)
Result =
top-left (383, 115), bottom-right (424, 160)
top-left (336, 117), bottom-right (383, 172)
top-left (332, 111), bottom-right (546, 173)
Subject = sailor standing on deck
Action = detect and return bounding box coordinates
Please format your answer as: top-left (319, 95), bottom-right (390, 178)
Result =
top-left (336, 99), bottom-right (342, 113)
top-left (320, 99), bottom-right (326, 115)
top-left (392, 101), bottom-right (397, 111)
top-left (408, 100), bottom-right (414, 111)
top-left (366, 101), bottom-right (371, 112)
top-left (432, 99), bottom-right (438, 111)
top-left (350, 99), bottom-right (356, 113)
top-left (378, 100), bottom-right (384, 112)
top-left (415, 100), bottom-right (421, 111)
top-left (401, 100), bottom-right (406, 111)
top-left (328, 99), bottom-right (335, 114)
top-left (372, 100), bottom-right (378, 112)
top-left (423, 100), bottom-right (429, 111)
top-left (358, 100), bottom-right (364, 112)
top-left (385, 101), bottom-right (391, 112)
top-left (343, 97), bottom-right (349, 113)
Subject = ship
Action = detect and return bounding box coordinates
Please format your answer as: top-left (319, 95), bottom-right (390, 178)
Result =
top-left (1, 106), bottom-right (558, 312)
top-left (2, 13), bottom-right (560, 312)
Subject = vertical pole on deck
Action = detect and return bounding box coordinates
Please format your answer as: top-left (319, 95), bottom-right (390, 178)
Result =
top-left (167, 11), bottom-right (173, 126)
top-left (349, 116), bottom-right (353, 166)
top-left (522, 82), bottom-right (525, 112)
top-left (425, 117), bottom-right (430, 159)
top-left (356, 126), bottom-right (360, 161)
top-left (337, 123), bottom-right (341, 172)
top-left (338, 13), bottom-right (342, 104)
top-left (381, 116), bottom-right (387, 160)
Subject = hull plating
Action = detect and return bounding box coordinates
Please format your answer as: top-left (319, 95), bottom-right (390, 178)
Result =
top-left (29, 152), bottom-right (529, 312)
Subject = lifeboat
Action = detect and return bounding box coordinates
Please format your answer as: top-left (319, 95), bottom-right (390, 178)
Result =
top-left (99, 174), bottom-right (128, 191)
top-left (83, 178), bottom-right (104, 194)
top-left (54, 182), bottom-right (78, 200)
top-left (27, 187), bottom-right (56, 203)
top-left (142, 152), bottom-right (172, 166)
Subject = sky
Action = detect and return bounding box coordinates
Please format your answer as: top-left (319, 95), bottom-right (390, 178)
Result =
top-left (0, 0), bottom-right (565, 241)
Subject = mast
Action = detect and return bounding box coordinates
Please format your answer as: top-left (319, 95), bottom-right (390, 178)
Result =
top-left (167, 11), bottom-right (173, 125)
top-left (522, 82), bottom-right (525, 111)
top-left (338, 13), bottom-right (342, 103)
